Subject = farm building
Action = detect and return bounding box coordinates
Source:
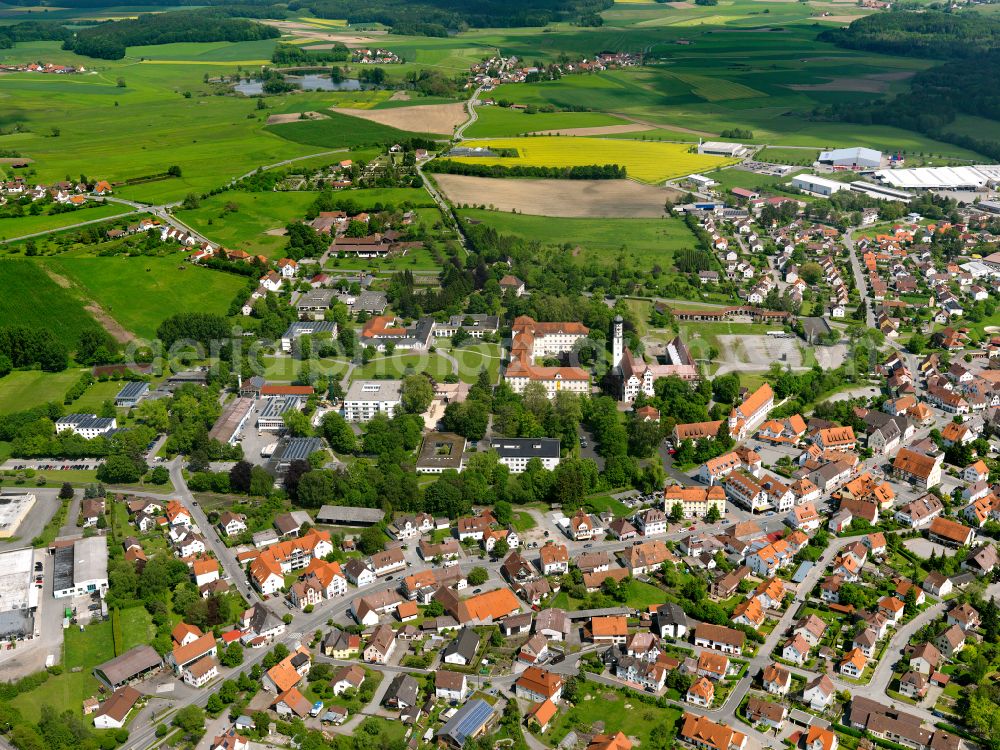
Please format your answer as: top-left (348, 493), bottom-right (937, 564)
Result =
top-left (791, 174), bottom-right (847, 197)
top-left (818, 147), bottom-right (882, 169)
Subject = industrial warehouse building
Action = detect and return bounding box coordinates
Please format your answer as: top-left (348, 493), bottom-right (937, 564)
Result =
top-left (0, 548), bottom-right (38, 643)
top-left (0, 493), bottom-right (36, 538)
top-left (791, 174), bottom-right (848, 197)
top-left (818, 147), bottom-right (882, 169)
top-left (697, 141), bottom-right (748, 158)
top-left (873, 164), bottom-right (1000, 190)
top-left (53, 536), bottom-right (109, 599)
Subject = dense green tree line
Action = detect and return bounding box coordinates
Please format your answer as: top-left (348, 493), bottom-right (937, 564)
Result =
top-left (61, 10), bottom-right (280, 60)
top-left (305, 0), bottom-right (612, 35)
top-left (270, 41), bottom-right (348, 65)
top-left (819, 11), bottom-right (1000, 59)
top-left (427, 159), bottom-right (626, 180)
top-left (0, 325), bottom-right (68, 373)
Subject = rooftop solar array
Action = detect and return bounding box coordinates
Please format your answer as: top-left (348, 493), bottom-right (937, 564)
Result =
top-left (438, 699), bottom-right (493, 746)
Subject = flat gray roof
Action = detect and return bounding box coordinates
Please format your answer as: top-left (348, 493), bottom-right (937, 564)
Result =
top-left (316, 505), bottom-right (384, 525)
top-left (488, 438), bottom-right (560, 459)
top-left (345, 380), bottom-right (402, 402)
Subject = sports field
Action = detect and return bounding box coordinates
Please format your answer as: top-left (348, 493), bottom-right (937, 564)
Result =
top-left (449, 137), bottom-right (736, 183)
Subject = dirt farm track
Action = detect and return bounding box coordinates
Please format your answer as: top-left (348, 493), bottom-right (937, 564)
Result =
top-left (432, 175), bottom-right (679, 218)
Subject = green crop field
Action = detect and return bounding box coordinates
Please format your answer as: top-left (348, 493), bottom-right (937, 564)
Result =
top-left (0, 260), bottom-right (104, 349)
top-left (463, 107), bottom-right (630, 138)
top-left (43, 254), bottom-right (247, 339)
top-left (0, 203), bottom-right (134, 241)
top-left (266, 111), bottom-right (438, 149)
top-left (458, 208), bottom-right (697, 268)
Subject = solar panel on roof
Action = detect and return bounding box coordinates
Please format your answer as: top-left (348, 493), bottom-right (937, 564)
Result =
top-left (439, 699), bottom-right (494, 746)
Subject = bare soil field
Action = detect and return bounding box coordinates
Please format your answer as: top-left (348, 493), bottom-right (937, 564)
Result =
top-left (434, 174), bottom-right (679, 218)
top-left (266, 111), bottom-right (328, 125)
top-left (527, 124), bottom-right (652, 137)
top-left (329, 102), bottom-right (467, 134)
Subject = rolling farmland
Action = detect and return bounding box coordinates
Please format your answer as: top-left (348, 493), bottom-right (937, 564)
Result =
top-left (448, 137), bottom-right (737, 183)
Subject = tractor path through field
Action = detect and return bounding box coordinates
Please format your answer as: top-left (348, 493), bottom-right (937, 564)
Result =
top-left (0, 208), bottom-right (137, 244)
top-left (40, 265), bottom-right (137, 343)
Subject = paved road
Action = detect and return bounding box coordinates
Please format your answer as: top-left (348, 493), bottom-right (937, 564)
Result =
top-left (0, 207), bottom-right (138, 244)
top-left (229, 148), bottom-right (349, 185)
top-left (844, 229), bottom-right (876, 329)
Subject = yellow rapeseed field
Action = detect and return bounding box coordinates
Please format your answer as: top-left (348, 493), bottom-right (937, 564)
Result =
top-left (450, 137), bottom-right (737, 183)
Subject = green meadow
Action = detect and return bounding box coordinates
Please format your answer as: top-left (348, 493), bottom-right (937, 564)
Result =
top-left (0, 369), bottom-right (87, 412)
top-left (457, 208), bottom-right (697, 268)
top-left (463, 107), bottom-right (628, 137)
top-left (0, 259), bottom-right (103, 348)
top-left (175, 187), bottom-right (436, 257)
top-left (0, 203), bottom-right (134, 241)
top-left (42, 254), bottom-right (247, 339)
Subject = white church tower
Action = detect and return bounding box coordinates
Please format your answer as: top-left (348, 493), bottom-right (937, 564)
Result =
top-left (612, 315), bottom-right (624, 369)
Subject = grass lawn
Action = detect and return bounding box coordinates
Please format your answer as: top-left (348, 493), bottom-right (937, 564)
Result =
top-left (261, 356), bottom-right (351, 382)
top-left (457, 209), bottom-right (695, 270)
top-left (757, 147), bottom-right (819, 166)
top-left (625, 580), bottom-right (668, 609)
top-left (352, 352), bottom-right (455, 381)
top-left (511, 510), bottom-right (537, 532)
top-left (0, 260), bottom-right (104, 351)
top-left (0, 203), bottom-right (133, 240)
top-left (176, 187), bottom-right (435, 259)
top-left (12, 606), bottom-right (153, 723)
top-left (71, 379), bottom-right (126, 412)
top-left (443, 342), bottom-right (503, 384)
top-left (584, 494), bottom-right (631, 518)
top-left (43, 253), bottom-right (247, 339)
top-left (540, 679), bottom-right (681, 748)
top-left (0, 369), bottom-right (86, 412)
top-left (0, 469), bottom-right (100, 488)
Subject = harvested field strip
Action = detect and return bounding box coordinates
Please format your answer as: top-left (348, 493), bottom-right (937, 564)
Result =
top-left (434, 174), bottom-right (679, 218)
top-left (329, 102), bottom-right (467, 135)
